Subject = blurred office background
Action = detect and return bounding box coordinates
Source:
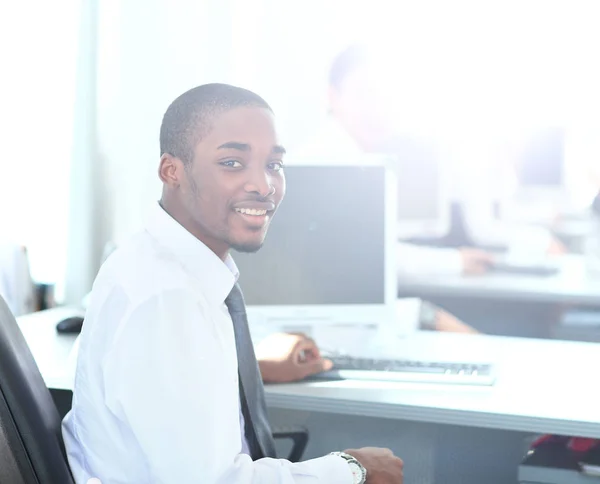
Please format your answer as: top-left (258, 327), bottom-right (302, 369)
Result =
top-left (2, 0), bottom-right (600, 340)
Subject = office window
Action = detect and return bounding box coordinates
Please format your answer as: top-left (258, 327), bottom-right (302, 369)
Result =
top-left (0, 0), bottom-right (82, 293)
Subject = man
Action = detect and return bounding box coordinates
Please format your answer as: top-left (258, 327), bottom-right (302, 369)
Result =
top-left (295, 45), bottom-right (495, 333)
top-left (300, 44), bottom-right (495, 277)
top-left (302, 45), bottom-right (562, 271)
top-left (62, 84), bottom-right (404, 483)
top-left (298, 45), bottom-right (572, 332)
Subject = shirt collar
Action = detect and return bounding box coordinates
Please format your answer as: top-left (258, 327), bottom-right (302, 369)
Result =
top-left (145, 202), bottom-right (239, 305)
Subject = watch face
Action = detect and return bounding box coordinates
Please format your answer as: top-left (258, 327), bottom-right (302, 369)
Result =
top-left (348, 461), bottom-right (366, 484)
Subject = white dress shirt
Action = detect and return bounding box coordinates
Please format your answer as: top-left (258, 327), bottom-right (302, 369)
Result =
top-left (448, 155), bottom-right (554, 255)
top-left (62, 203), bottom-right (351, 484)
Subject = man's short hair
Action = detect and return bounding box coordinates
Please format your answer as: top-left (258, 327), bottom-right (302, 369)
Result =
top-left (328, 45), bottom-right (368, 89)
top-left (159, 83), bottom-right (272, 163)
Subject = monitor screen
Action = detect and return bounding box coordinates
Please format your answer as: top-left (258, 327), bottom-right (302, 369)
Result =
top-left (232, 165), bottom-right (386, 306)
top-left (514, 126), bottom-right (565, 187)
top-left (381, 135), bottom-right (449, 238)
top-left (387, 137), bottom-right (445, 222)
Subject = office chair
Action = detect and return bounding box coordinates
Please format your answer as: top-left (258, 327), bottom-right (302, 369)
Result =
top-left (0, 295), bottom-right (74, 483)
top-left (272, 426), bottom-right (309, 462)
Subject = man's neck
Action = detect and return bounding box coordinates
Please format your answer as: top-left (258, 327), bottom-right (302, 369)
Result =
top-left (159, 197), bottom-right (229, 261)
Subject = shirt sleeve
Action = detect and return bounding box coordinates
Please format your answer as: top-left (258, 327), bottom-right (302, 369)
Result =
top-left (102, 289), bottom-right (352, 484)
top-left (461, 201), bottom-right (554, 252)
top-left (397, 242), bottom-right (463, 277)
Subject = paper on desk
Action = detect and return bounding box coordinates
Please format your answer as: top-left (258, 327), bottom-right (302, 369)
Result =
top-left (581, 464), bottom-right (600, 477)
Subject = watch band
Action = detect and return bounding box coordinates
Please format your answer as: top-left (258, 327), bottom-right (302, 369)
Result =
top-left (330, 451), bottom-right (367, 484)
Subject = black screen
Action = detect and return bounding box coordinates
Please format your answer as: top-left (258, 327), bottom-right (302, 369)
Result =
top-left (233, 165), bottom-right (386, 305)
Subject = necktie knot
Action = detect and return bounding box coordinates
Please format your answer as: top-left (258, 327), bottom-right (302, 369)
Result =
top-left (225, 284), bottom-right (245, 313)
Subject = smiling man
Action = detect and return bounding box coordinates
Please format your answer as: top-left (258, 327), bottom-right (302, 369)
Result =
top-left (160, 108), bottom-right (287, 257)
top-left (62, 84), bottom-right (404, 484)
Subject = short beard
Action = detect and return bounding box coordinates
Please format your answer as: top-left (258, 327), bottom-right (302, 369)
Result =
top-left (230, 241), bottom-right (264, 253)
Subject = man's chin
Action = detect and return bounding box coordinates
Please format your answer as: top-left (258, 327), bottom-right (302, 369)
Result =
top-left (230, 241), bottom-right (264, 254)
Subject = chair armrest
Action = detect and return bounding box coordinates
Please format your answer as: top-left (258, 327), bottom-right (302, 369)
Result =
top-left (272, 426), bottom-right (309, 462)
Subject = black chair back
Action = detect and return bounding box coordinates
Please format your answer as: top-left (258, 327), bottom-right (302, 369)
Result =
top-left (0, 296), bottom-right (73, 483)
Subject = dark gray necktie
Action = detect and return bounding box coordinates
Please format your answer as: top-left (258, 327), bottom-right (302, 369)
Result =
top-left (225, 283), bottom-right (276, 460)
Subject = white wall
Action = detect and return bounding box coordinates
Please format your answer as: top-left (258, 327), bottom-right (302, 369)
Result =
top-left (95, 0), bottom-right (600, 245)
top-left (0, 0), bottom-right (83, 301)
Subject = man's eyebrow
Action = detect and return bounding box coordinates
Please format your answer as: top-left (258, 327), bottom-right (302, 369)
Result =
top-left (217, 142), bottom-right (286, 155)
top-left (217, 142), bottom-right (251, 151)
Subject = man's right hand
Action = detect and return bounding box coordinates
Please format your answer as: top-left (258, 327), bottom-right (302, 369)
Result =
top-left (459, 248), bottom-right (494, 275)
top-left (344, 447), bottom-right (403, 483)
top-left (255, 332), bottom-right (332, 383)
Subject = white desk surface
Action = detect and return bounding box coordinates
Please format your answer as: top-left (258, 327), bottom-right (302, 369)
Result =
top-left (18, 306), bottom-right (83, 391)
top-left (18, 306), bottom-right (600, 438)
top-left (399, 254), bottom-right (600, 306)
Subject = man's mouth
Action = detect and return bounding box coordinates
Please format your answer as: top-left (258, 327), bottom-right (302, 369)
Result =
top-left (233, 207), bottom-right (274, 227)
top-left (234, 208), bottom-right (268, 216)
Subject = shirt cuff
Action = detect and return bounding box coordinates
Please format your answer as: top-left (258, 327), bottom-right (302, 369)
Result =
top-left (397, 243), bottom-right (464, 277)
top-left (292, 454), bottom-right (354, 484)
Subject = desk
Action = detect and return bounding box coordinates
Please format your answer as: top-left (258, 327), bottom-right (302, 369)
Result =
top-left (17, 307), bottom-right (600, 484)
top-left (399, 255), bottom-right (600, 338)
top-left (266, 330), bottom-right (600, 438)
top-left (18, 306), bottom-right (82, 391)
top-left (400, 255), bottom-right (600, 306)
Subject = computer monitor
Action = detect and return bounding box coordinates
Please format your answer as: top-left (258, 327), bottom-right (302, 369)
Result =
top-left (386, 136), bottom-right (451, 240)
top-left (232, 163), bottom-right (398, 340)
top-left (504, 126), bottom-right (567, 224)
top-left (513, 126), bottom-right (565, 191)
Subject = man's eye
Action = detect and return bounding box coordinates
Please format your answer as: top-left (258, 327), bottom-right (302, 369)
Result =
top-left (221, 160), bottom-right (242, 168)
top-left (268, 162), bottom-right (284, 172)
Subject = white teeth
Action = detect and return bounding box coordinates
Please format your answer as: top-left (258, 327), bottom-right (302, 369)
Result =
top-left (235, 208), bottom-right (267, 216)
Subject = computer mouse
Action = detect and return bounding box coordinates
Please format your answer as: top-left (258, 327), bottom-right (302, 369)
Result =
top-left (56, 316), bottom-right (84, 334)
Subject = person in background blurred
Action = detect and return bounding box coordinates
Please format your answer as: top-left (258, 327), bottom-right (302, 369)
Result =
top-left (296, 46), bottom-right (484, 333)
top-left (299, 45), bottom-right (563, 276)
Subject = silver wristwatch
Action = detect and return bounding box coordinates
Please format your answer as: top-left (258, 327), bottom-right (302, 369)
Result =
top-left (330, 451), bottom-right (367, 484)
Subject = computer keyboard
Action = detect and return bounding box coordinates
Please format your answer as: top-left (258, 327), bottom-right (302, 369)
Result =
top-left (310, 355), bottom-right (495, 386)
top-left (490, 262), bottom-right (559, 277)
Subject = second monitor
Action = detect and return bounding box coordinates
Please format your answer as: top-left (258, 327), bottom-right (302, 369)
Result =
top-left (232, 163), bottom-right (398, 336)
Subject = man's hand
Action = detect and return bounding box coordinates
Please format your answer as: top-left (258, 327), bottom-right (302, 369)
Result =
top-left (344, 447), bottom-right (404, 483)
top-left (435, 309), bottom-right (479, 334)
top-left (256, 333), bottom-right (333, 383)
top-left (547, 237), bottom-right (567, 255)
top-left (459, 248), bottom-right (494, 275)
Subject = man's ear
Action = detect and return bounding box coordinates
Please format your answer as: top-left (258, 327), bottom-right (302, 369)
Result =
top-left (158, 153), bottom-right (184, 187)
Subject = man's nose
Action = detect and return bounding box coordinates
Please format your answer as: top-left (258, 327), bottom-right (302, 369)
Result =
top-left (244, 169), bottom-right (273, 197)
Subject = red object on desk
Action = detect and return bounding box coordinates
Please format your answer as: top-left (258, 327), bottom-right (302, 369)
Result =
top-left (532, 435), bottom-right (600, 453)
